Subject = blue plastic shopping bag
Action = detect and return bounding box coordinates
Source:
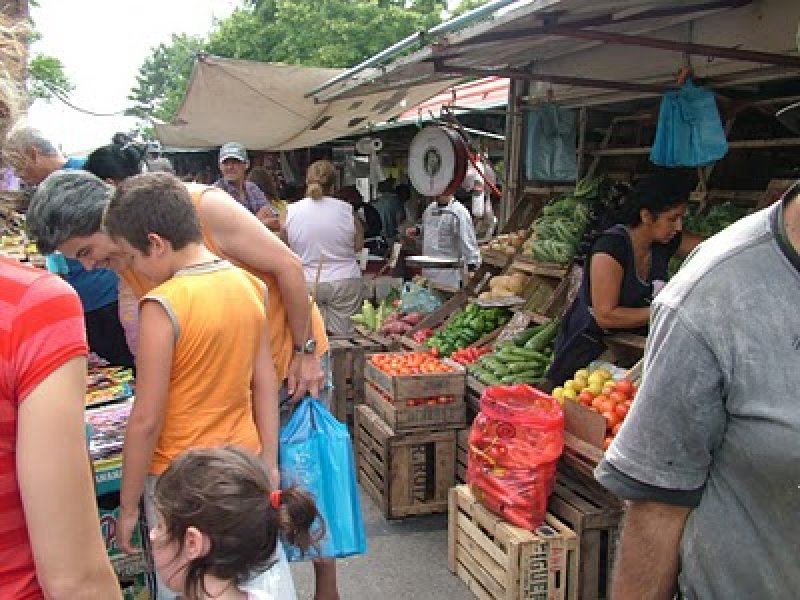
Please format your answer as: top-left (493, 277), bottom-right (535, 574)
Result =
top-left (651, 80), bottom-right (728, 167)
top-left (279, 397), bottom-right (367, 561)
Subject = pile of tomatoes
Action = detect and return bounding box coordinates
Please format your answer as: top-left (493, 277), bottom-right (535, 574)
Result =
top-left (370, 351), bottom-right (457, 376)
top-left (574, 378), bottom-right (637, 450)
top-left (450, 346), bottom-right (492, 366)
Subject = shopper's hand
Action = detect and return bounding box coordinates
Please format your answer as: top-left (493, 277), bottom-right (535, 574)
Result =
top-left (117, 505), bottom-right (141, 555)
top-left (405, 226), bottom-right (418, 238)
top-left (286, 352), bottom-right (323, 403)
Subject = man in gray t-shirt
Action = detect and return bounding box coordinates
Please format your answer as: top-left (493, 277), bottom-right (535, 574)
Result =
top-left (595, 182), bottom-right (800, 599)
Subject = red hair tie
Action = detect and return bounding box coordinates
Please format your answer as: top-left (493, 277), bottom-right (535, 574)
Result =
top-left (269, 489), bottom-right (282, 509)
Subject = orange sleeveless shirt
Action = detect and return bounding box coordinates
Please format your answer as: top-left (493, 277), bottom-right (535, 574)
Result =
top-left (144, 262), bottom-right (264, 475)
top-left (120, 185), bottom-right (328, 381)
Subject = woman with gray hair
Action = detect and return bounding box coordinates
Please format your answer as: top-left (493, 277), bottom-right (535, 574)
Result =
top-left (26, 169), bottom-right (328, 404)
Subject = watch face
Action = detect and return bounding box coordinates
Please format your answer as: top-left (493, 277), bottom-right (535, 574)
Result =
top-left (303, 339), bottom-right (317, 354)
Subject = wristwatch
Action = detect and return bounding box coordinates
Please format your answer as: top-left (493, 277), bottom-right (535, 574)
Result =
top-left (293, 338), bottom-right (317, 354)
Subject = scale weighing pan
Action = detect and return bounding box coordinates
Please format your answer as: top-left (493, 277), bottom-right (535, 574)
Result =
top-left (405, 255), bottom-right (463, 269)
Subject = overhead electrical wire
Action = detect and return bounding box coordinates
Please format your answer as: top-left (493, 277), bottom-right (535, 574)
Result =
top-left (42, 82), bottom-right (129, 117)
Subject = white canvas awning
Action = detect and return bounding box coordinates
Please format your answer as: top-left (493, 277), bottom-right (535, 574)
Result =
top-left (154, 56), bottom-right (458, 150)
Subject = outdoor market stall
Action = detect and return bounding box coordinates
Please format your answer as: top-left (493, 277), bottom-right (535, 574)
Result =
top-left (305, 0), bottom-right (800, 598)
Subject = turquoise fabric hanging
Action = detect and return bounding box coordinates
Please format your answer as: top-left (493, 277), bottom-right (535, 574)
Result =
top-left (650, 80), bottom-right (728, 167)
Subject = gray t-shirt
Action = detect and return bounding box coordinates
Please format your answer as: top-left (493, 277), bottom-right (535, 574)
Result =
top-left (596, 192), bottom-right (800, 599)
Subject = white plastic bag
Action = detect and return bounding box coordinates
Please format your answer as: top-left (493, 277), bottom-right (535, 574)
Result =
top-left (239, 544), bottom-right (297, 600)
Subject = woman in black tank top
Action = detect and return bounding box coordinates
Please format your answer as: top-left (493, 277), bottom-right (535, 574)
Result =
top-left (545, 172), bottom-right (705, 388)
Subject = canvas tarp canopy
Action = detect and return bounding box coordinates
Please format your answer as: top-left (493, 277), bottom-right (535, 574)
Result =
top-left (154, 55), bottom-right (458, 150)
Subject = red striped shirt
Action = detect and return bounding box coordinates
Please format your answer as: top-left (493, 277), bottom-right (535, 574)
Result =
top-left (0, 258), bottom-right (87, 600)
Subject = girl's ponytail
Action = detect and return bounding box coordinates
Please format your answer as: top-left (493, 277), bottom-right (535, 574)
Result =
top-left (275, 485), bottom-right (324, 553)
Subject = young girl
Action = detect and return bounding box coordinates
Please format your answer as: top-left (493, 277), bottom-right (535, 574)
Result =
top-left (149, 446), bottom-right (323, 600)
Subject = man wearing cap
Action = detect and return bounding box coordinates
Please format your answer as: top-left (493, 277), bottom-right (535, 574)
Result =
top-left (596, 106), bottom-right (800, 598)
top-left (215, 141), bottom-right (280, 228)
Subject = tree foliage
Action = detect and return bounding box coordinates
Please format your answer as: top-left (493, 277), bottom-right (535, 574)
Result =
top-left (27, 53), bottom-right (72, 100)
top-left (450, 0), bottom-right (490, 18)
top-left (126, 33), bottom-right (205, 121)
top-left (130, 0), bottom-right (447, 124)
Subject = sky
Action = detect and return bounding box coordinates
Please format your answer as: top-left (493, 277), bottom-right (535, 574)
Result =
top-left (27, 0), bottom-right (472, 155)
top-left (28, 0), bottom-right (242, 154)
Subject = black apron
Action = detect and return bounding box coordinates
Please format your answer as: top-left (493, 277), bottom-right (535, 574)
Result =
top-left (546, 225), bottom-right (674, 383)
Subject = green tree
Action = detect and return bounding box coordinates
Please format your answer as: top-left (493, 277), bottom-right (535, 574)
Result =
top-left (126, 33), bottom-right (205, 121)
top-left (449, 0), bottom-right (489, 18)
top-left (27, 54), bottom-right (72, 100)
top-left (130, 0), bottom-right (447, 123)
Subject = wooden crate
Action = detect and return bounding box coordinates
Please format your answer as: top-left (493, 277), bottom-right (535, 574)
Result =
top-left (365, 353), bottom-right (466, 401)
top-left (353, 325), bottom-right (402, 351)
top-left (547, 467), bottom-right (624, 600)
top-left (449, 485), bottom-right (579, 600)
top-left (355, 404), bottom-right (456, 519)
top-left (457, 428), bottom-right (469, 485)
top-left (364, 381), bottom-right (466, 433)
top-left (329, 334), bottom-right (385, 427)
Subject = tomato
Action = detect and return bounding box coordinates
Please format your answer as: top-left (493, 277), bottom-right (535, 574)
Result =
top-left (495, 423), bottom-right (516, 439)
top-left (592, 395), bottom-right (607, 411)
top-left (578, 391), bottom-right (594, 406)
top-left (615, 380), bottom-right (634, 397)
top-left (602, 411), bottom-right (620, 430)
top-left (609, 391), bottom-right (626, 406)
top-left (612, 422), bottom-right (622, 436)
top-left (614, 403), bottom-right (629, 420)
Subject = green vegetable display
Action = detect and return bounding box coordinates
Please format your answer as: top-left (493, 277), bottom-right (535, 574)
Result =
top-left (523, 175), bottom-right (606, 264)
top-left (425, 304), bottom-right (511, 357)
top-left (467, 319), bottom-right (561, 386)
top-left (669, 202), bottom-right (749, 275)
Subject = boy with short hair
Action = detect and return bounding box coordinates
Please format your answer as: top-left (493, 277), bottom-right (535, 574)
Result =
top-left (104, 173), bottom-right (280, 600)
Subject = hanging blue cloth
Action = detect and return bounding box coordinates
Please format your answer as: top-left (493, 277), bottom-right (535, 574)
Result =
top-left (650, 80), bottom-right (728, 167)
top-left (525, 103), bottom-right (578, 181)
top-left (279, 397), bottom-right (367, 561)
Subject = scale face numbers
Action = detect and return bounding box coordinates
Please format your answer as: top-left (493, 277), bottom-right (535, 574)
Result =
top-left (408, 126), bottom-right (465, 196)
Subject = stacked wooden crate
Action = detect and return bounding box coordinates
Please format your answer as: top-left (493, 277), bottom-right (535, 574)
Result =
top-left (449, 485), bottom-right (578, 600)
top-left (355, 353), bottom-right (467, 519)
top-left (328, 334), bottom-right (385, 428)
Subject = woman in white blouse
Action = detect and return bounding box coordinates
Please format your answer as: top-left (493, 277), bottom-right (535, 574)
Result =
top-left (283, 160), bottom-right (364, 335)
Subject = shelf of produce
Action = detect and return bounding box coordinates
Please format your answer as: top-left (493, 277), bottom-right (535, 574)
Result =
top-left (604, 333), bottom-right (647, 365)
top-left (511, 256), bottom-right (569, 278)
top-left (480, 248), bottom-right (516, 268)
top-left (448, 484), bottom-right (578, 600)
top-left (355, 404), bottom-right (456, 519)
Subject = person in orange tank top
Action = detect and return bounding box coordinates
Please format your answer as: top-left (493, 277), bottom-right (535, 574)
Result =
top-left (104, 174), bottom-right (282, 600)
top-left (27, 169), bottom-right (341, 600)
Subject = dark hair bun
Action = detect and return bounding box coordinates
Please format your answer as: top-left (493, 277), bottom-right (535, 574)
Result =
top-left (112, 132), bottom-right (132, 147)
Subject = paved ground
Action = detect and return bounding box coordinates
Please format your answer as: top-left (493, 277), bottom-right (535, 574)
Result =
top-left (290, 487), bottom-right (470, 599)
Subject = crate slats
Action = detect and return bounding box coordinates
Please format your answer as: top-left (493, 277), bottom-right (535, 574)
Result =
top-left (364, 381), bottom-right (466, 433)
top-left (449, 485), bottom-right (578, 600)
top-left (329, 333), bottom-right (384, 427)
top-left (547, 467), bottom-right (623, 600)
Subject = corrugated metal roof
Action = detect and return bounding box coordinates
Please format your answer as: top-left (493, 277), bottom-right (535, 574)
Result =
top-left (311, 0), bottom-right (800, 108)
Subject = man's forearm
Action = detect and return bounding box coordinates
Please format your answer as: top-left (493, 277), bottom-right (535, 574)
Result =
top-left (612, 501), bottom-right (690, 600)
